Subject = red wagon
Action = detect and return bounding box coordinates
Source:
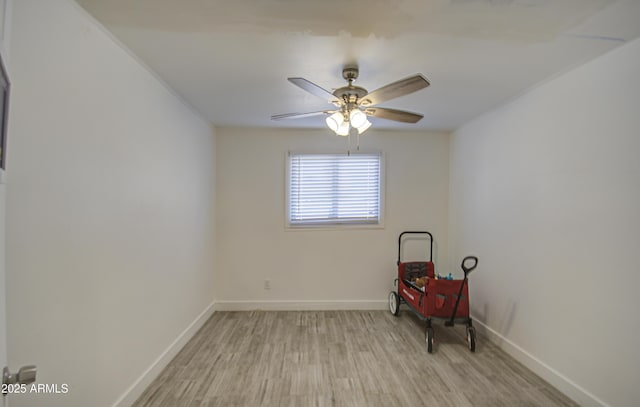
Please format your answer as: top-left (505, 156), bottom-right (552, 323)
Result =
top-left (388, 231), bottom-right (478, 353)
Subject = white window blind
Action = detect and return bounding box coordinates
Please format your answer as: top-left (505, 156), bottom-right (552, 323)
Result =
top-left (288, 152), bottom-right (382, 226)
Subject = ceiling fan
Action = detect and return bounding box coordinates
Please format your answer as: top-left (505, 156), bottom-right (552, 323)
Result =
top-left (271, 65), bottom-right (430, 136)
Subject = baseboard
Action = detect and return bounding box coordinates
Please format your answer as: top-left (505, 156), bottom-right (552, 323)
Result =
top-left (111, 301), bottom-right (217, 407)
top-left (472, 318), bottom-right (608, 407)
top-left (215, 300), bottom-right (387, 311)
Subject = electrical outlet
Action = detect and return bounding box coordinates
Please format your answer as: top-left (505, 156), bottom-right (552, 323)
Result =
top-left (264, 279), bottom-right (271, 290)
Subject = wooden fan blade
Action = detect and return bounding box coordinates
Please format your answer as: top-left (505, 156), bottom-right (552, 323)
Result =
top-left (365, 107), bottom-right (424, 123)
top-left (288, 78), bottom-right (339, 103)
top-left (360, 74), bottom-right (430, 106)
top-left (270, 110), bottom-right (333, 121)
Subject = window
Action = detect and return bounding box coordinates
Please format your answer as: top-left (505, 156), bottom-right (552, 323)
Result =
top-left (287, 152), bottom-right (383, 227)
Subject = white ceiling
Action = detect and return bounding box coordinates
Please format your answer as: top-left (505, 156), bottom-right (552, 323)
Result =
top-left (74, 0), bottom-right (640, 131)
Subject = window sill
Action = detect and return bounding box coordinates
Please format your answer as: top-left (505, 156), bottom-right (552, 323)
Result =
top-left (285, 222), bottom-right (385, 231)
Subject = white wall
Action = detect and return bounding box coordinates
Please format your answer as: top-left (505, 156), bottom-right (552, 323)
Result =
top-left (216, 127), bottom-right (450, 309)
top-left (449, 38), bottom-right (640, 407)
top-left (6, 1), bottom-right (216, 406)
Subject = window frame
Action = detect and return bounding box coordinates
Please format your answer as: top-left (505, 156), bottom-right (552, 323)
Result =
top-left (285, 150), bottom-right (385, 230)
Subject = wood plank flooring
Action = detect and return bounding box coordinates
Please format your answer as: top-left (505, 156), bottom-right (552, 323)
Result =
top-left (132, 311), bottom-right (578, 407)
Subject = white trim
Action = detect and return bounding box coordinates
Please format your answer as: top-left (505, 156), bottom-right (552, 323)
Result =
top-left (215, 300), bottom-right (387, 311)
top-left (472, 317), bottom-right (608, 407)
top-left (111, 301), bottom-right (216, 407)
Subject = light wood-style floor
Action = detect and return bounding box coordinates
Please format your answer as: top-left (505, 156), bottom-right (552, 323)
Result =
top-left (132, 310), bottom-right (578, 407)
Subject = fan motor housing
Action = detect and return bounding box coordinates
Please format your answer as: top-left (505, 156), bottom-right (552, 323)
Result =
top-left (333, 85), bottom-right (368, 103)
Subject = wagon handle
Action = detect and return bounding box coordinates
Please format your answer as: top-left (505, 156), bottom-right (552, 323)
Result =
top-left (445, 256), bottom-right (479, 327)
top-left (461, 256), bottom-right (478, 276)
top-left (397, 231), bottom-right (433, 266)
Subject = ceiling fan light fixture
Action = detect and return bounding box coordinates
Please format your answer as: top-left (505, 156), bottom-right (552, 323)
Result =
top-left (325, 112), bottom-right (344, 132)
top-left (349, 109), bottom-right (367, 128)
top-left (356, 118), bottom-right (372, 134)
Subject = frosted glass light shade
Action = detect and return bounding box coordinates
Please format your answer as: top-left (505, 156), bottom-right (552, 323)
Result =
top-left (349, 109), bottom-right (367, 128)
top-left (336, 121), bottom-right (350, 136)
top-left (357, 119), bottom-right (372, 134)
top-left (325, 112), bottom-right (344, 132)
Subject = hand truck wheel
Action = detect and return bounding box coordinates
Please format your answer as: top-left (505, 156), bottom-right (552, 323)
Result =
top-left (388, 291), bottom-right (400, 316)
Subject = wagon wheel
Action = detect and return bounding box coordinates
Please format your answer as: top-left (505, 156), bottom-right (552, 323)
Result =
top-left (388, 291), bottom-right (400, 316)
top-left (467, 326), bottom-right (476, 352)
top-left (425, 327), bottom-right (434, 353)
